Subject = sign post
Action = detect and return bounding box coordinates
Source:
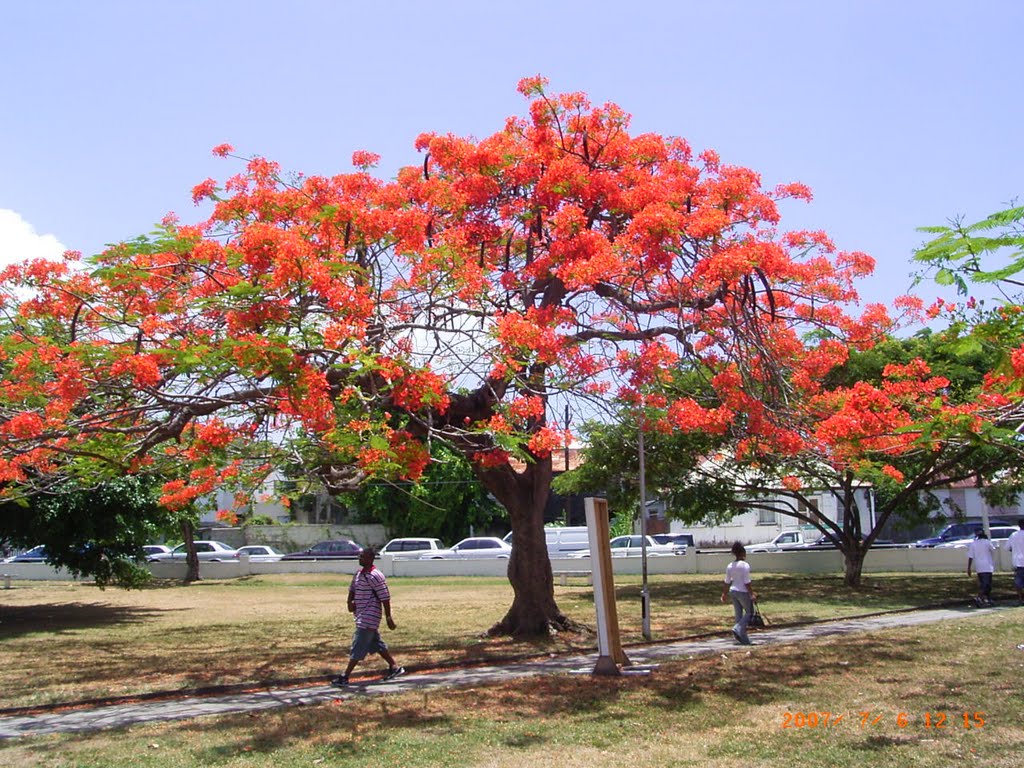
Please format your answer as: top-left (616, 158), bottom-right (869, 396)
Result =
top-left (586, 497), bottom-right (630, 675)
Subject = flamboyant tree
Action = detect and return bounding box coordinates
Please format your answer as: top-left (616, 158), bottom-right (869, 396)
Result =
top-left (558, 330), bottom-right (1024, 587)
top-left (701, 333), bottom-right (1024, 586)
top-left (0, 78), bottom-right (908, 634)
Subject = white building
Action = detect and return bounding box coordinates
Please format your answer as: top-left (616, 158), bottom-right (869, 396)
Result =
top-left (663, 486), bottom-right (875, 548)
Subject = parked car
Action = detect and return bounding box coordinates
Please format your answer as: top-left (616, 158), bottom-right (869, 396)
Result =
top-left (913, 519), bottom-right (1014, 548)
top-left (148, 540), bottom-right (239, 562)
top-left (379, 538), bottom-right (445, 558)
top-left (572, 535), bottom-right (677, 558)
top-left (798, 535), bottom-right (898, 549)
top-left (420, 537), bottom-right (512, 559)
top-left (235, 544), bottom-right (284, 562)
top-left (504, 527), bottom-right (593, 558)
top-left (142, 544), bottom-right (171, 558)
top-left (4, 545), bottom-right (48, 563)
top-left (934, 526), bottom-right (1017, 549)
top-left (280, 539), bottom-right (363, 560)
top-left (652, 533), bottom-right (694, 553)
top-left (747, 530), bottom-right (814, 552)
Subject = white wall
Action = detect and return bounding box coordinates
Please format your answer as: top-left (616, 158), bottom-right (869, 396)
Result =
top-left (2, 546), bottom-right (1004, 582)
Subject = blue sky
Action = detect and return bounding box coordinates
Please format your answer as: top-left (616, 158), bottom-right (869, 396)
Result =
top-left (1, 0), bottom-right (1021, 310)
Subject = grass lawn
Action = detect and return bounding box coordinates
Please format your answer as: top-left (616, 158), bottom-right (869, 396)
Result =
top-left (1, 572), bottom-right (1021, 766)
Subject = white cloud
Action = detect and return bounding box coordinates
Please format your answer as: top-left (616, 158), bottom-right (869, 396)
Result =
top-left (0, 210), bottom-right (66, 269)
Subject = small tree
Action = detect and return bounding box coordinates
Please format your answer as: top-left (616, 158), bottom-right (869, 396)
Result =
top-left (561, 333), bottom-right (1024, 587)
top-left (0, 476), bottom-right (173, 587)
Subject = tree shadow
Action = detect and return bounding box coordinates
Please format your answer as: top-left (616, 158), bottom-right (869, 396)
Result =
top-left (160, 634), bottom-right (917, 758)
top-left (613, 573), bottom-right (974, 612)
top-left (0, 603), bottom-right (169, 639)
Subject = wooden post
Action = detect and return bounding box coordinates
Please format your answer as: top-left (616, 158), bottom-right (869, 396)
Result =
top-left (586, 497), bottom-right (630, 675)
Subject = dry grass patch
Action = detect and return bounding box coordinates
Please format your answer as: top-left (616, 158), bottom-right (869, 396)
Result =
top-left (0, 571), bottom-right (1005, 712)
top-left (4, 611), bottom-right (1021, 768)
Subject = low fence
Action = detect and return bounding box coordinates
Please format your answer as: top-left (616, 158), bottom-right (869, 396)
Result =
top-left (1, 545), bottom-right (1009, 583)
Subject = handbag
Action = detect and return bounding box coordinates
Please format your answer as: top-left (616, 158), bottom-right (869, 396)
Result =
top-left (749, 600), bottom-right (767, 628)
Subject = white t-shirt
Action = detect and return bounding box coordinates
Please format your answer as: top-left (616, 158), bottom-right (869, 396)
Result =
top-left (725, 559), bottom-right (752, 592)
top-left (966, 537), bottom-right (995, 573)
top-left (1006, 529), bottom-right (1024, 568)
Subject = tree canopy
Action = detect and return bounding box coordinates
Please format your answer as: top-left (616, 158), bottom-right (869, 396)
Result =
top-left (0, 78), bottom-right (968, 630)
top-left (560, 328), bottom-right (1024, 585)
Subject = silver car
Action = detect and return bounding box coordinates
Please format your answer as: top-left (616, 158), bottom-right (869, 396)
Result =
top-left (379, 538), bottom-right (446, 558)
top-left (571, 535), bottom-right (677, 558)
top-left (235, 545), bottom-right (284, 562)
top-left (148, 540), bottom-right (239, 562)
top-left (420, 537), bottom-right (512, 559)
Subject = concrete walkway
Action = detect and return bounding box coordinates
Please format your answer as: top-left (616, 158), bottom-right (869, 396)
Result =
top-left (0, 605), bottom-right (1007, 739)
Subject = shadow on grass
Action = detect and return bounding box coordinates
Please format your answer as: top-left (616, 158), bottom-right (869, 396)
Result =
top-left (168, 629), bottom-right (922, 758)
top-left (0, 603), bottom-right (168, 639)
top-left (614, 573), bottom-right (975, 612)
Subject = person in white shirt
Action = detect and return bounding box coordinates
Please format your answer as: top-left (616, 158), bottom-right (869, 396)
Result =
top-left (1005, 518), bottom-right (1024, 605)
top-left (966, 530), bottom-right (996, 607)
top-left (721, 541), bottom-right (756, 644)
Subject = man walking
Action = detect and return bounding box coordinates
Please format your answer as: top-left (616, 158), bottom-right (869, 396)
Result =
top-left (332, 547), bottom-right (405, 686)
top-left (1006, 518), bottom-right (1024, 605)
top-left (966, 530), bottom-right (996, 607)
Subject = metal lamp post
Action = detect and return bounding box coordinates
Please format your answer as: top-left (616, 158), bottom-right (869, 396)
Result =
top-left (638, 421), bottom-right (651, 641)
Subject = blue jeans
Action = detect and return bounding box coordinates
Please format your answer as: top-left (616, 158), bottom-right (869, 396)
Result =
top-left (730, 589), bottom-right (753, 643)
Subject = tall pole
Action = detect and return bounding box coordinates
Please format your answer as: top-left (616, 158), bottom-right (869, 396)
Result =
top-left (564, 403), bottom-right (571, 525)
top-left (638, 421), bottom-right (651, 641)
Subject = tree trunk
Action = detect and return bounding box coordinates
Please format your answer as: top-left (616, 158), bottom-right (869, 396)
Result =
top-left (842, 545), bottom-right (865, 587)
top-left (181, 519), bottom-right (200, 583)
top-left (476, 457), bottom-right (580, 637)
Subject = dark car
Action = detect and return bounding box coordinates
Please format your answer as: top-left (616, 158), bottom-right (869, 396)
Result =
top-left (913, 519), bottom-right (1014, 548)
top-left (652, 533), bottom-right (695, 552)
top-left (4, 545), bottom-right (48, 563)
top-left (280, 539), bottom-right (364, 560)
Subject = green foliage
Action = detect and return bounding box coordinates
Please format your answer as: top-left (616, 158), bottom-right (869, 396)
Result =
top-left (553, 413), bottom-right (733, 526)
top-left (0, 476), bottom-right (177, 588)
top-left (914, 203), bottom-right (1024, 295)
top-left (341, 443), bottom-right (504, 542)
top-left (822, 330), bottom-right (1001, 401)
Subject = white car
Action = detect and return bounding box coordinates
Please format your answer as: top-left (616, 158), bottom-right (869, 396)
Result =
top-left (142, 544), bottom-right (171, 559)
top-left (235, 545), bottom-right (284, 562)
top-left (572, 535), bottom-right (678, 558)
top-left (934, 526), bottom-right (1017, 549)
top-left (148, 540), bottom-right (239, 562)
top-left (379, 538), bottom-right (446, 558)
top-left (420, 537), bottom-right (512, 559)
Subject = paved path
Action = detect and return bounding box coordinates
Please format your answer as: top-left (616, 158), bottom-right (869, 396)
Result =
top-left (0, 606), bottom-right (1006, 739)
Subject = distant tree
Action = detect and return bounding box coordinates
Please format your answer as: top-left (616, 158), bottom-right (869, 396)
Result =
top-left (0, 476), bottom-right (174, 587)
top-left (343, 443), bottom-right (504, 543)
top-left (561, 333), bottom-right (1024, 586)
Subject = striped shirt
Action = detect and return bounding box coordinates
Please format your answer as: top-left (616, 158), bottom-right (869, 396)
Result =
top-left (350, 566), bottom-right (391, 630)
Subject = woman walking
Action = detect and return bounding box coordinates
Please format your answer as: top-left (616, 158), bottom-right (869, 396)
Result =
top-left (722, 541), bottom-right (756, 645)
